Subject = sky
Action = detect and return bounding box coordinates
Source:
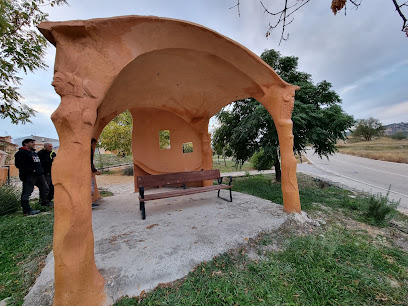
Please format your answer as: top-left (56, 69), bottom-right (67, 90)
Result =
top-left (1, 0), bottom-right (407, 142)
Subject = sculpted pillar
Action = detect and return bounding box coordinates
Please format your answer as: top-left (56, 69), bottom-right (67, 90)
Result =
top-left (259, 84), bottom-right (301, 213)
top-left (190, 117), bottom-right (213, 187)
top-left (51, 70), bottom-right (107, 305)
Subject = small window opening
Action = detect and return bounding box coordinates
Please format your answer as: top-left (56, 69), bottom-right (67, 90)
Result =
top-left (159, 130), bottom-right (171, 149)
top-left (182, 142), bottom-right (193, 153)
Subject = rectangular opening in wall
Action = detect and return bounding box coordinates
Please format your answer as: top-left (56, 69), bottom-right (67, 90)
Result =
top-left (159, 130), bottom-right (171, 149)
top-left (182, 142), bottom-right (193, 154)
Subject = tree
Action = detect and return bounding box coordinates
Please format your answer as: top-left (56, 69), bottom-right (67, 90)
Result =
top-left (99, 110), bottom-right (133, 155)
top-left (159, 130), bottom-right (171, 149)
top-left (352, 117), bottom-right (386, 141)
top-left (212, 49), bottom-right (355, 181)
top-left (230, 0), bottom-right (408, 44)
top-left (0, 0), bottom-right (67, 124)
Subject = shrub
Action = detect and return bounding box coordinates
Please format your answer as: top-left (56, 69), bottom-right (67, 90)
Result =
top-left (250, 149), bottom-right (273, 171)
top-left (0, 184), bottom-right (20, 215)
top-left (389, 132), bottom-right (407, 140)
top-left (123, 166), bottom-right (134, 176)
top-left (363, 190), bottom-right (399, 225)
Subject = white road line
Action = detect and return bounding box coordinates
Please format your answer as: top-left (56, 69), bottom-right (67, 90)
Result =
top-left (329, 156), bottom-right (408, 179)
top-left (306, 157), bottom-right (408, 199)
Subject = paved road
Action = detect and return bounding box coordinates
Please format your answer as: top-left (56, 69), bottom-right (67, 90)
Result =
top-left (297, 149), bottom-right (408, 215)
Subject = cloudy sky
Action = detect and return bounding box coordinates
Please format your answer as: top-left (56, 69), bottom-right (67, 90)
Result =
top-left (1, 0), bottom-right (407, 141)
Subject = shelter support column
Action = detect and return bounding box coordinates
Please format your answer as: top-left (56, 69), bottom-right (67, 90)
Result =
top-left (201, 132), bottom-right (213, 187)
top-left (191, 117), bottom-right (213, 187)
top-left (51, 95), bottom-right (107, 304)
top-left (259, 84), bottom-right (301, 213)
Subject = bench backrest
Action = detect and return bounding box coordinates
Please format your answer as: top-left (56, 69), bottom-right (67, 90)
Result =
top-left (137, 170), bottom-right (221, 188)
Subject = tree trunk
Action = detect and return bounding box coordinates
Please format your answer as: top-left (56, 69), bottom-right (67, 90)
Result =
top-left (274, 149), bottom-right (281, 182)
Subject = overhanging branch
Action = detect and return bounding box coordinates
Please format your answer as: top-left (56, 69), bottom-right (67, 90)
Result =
top-left (230, 0), bottom-right (408, 42)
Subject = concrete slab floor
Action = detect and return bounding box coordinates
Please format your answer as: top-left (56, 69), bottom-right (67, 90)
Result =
top-left (24, 190), bottom-right (287, 305)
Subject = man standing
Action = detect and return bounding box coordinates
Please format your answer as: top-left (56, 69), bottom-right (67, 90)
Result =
top-left (38, 143), bottom-right (56, 202)
top-left (14, 139), bottom-right (52, 216)
top-left (91, 138), bottom-right (100, 208)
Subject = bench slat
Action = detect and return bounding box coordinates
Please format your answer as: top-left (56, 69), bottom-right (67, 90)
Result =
top-left (137, 169), bottom-right (221, 188)
top-left (139, 184), bottom-right (232, 201)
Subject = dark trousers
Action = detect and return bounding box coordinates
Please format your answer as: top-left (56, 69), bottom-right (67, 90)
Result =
top-left (44, 173), bottom-right (54, 201)
top-left (21, 174), bottom-right (49, 213)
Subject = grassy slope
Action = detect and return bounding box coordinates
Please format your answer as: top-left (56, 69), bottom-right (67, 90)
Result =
top-left (0, 208), bottom-right (54, 305)
top-left (337, 137), bottom-right (408, 164)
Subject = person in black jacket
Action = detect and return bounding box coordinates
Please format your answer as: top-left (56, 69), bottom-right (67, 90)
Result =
top-left (91, 138), bottom-right (101, 208)
top-left (37, 143), bottom-right (56, 202)
top-left (14, 139), bottom-right (52, 215)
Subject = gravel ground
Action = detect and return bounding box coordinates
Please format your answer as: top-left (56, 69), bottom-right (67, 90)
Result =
top-left (96, 174), bottom-right (135, 195)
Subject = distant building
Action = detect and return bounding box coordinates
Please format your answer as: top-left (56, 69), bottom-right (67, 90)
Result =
top-left (0, 136), bottom-right (18, 153)
top-left (13, 135), bottom-right (60, 152)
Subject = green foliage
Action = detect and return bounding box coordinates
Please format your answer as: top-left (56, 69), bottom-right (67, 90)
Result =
top-left (99, 111), bottom-right (133, 154)
top-left (212, 49), bottom-right (355, 170)
top-left (159, 130), bottom-right (170, 149)
top-left (123, 166), bottom-right (134, 176)
top-left (0, 0), bottom-right (67, 124)
top-left (182, 142), bottom-right (193, 153)
top-left (363, 191), bottom-right (399, 225)
top-left (390, 131), bottom-right (407, 140)
top-left (0, 183), bottom-right (20, 215)
top-left (212, 118), bottom-right (233, 160)
top-left (250, 148), bottom-right (273, 170)
top-left (0, 211), bottom-right (54, 304)
top-left (352, 117), bottom-right (386, 141)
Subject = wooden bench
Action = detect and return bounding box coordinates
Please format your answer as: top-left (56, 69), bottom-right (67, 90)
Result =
top-left (137, 169), bottom-right (233, 219)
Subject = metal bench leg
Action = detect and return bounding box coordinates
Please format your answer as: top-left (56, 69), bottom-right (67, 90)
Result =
top-left (218, 189), bottom-right (233, 202)
top-left (140, 201), bottom-right (146, 220)
top-left (217, 176), bottom-right (233, 202)
top-left (139, 187), bottom-right (146, 220)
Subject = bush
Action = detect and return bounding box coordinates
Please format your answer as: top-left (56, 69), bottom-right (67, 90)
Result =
top-left (363, 190), bottom-right (399, 225)
top-left (250, 149), bottom-right (273, 171)
top-left (389, 132), bottom-right (407, 140)
top-left (123, 166), bottom-right (134, 176)
top-left (0, 184), bottom-right (20, 215)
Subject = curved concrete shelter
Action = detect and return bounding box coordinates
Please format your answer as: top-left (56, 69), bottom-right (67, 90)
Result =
top-left (38, 15), bottom-right (301, 305)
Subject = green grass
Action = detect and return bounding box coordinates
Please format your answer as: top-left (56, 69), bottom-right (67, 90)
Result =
top-left (0, 184), bottom-right (20, 215)
top-left (232, 173), bottom-right (352, 212)
top-left (116, 225), bottom-right (408, 305)
top-left (99, 189), bottom-right (114, 197)
top-left (94, 153), bottom-right (133, 169)
top-left (115, 173), bottom-right (408, 305)
top-left (212, 157), bottom-right (254, 173)
top-left (0, 209), bottom-right (54, 305)
top-left (233, 173), bottom-right (404, 226)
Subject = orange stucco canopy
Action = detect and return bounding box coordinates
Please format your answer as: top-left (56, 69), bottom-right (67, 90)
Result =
top-left (38, 15), bottom-right (301, 305)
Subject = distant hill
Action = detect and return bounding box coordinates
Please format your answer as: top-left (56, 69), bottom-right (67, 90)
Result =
top-left (384, 122), bottom-right (408, 136)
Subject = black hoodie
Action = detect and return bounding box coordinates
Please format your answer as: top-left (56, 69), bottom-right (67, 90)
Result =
top-left (14, 147), bottom-right (44, 180)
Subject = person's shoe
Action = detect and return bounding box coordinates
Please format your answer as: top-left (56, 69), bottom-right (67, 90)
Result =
top-left (92, 203), bottom-right (100, 208)
top-left (24, 209), bottom-right (41, 216)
